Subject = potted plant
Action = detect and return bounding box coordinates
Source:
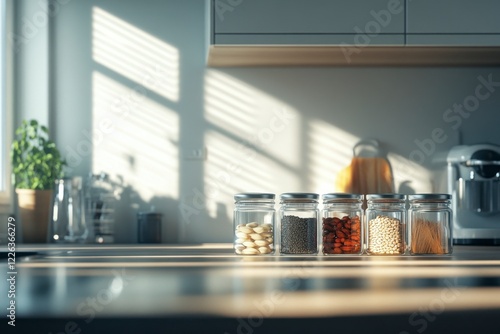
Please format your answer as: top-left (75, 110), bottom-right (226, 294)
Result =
top-left (11, 119), bottom-right (66, 243)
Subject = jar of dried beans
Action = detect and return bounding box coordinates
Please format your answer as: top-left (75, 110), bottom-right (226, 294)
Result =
top-left (366, 194), bottom-right (406, 255)
top-left (233, 193), bottom-right (275, 255)
top-left (279, 193), bottom-right (319, 255)
top-left (408, 194), bottom-right (453, 255)
top-left (322, 193), bottom-right (363, 255)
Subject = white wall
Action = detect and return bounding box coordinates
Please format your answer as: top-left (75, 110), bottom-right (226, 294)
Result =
top-left (14, 0), bottom-right (50, 125)
top-left (14, 0), bottom-right (500, 244)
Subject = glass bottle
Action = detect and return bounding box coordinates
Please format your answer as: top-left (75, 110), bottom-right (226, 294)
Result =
top-left (408, 194), bottom-right (453, 255)
top-left (365, 194), bottom-right (406, 255)
top-left (280, 193), bottom-right (319, 255)
top-left (233, 193), bottom-right (275, 255)
top-left (322, 193), bottom-right (363, 255)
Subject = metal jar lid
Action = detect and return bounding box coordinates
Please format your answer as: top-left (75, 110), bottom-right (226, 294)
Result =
top-left (323, 193), bottom-right (363, 201)
top-left (408, 193), bottom-right (451, 201)
top-left (280, 192), bottom-right (319, 200)
top-left (234, 193), bottom-right (275, 200)
top-left (366, 194), bottom-right (406, 200)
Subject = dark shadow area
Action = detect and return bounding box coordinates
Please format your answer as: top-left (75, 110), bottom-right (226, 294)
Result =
top-left (18, 310), bottom-right (500, 334)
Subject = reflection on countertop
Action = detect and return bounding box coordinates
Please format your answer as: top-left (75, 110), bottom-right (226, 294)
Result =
top-left (2, 244), bottom-right (500, 333)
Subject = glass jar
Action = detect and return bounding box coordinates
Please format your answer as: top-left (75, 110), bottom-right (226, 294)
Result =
top-left (365, 194), bottom-right (406, 255)
top-left (408, 194), bottom-right (453, 255)
top-left (233, 193), bottom-right (275, 255)
top-left (280, 193), bottom-right (319, 255)
top-left (322, 193), bottom-right (363, 255)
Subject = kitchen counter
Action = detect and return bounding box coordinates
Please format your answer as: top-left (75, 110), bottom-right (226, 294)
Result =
top-left (2, 244), bottom-right (500, 333)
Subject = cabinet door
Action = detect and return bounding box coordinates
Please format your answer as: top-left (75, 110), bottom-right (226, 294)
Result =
top-left (214, 34), bottom-right (405, 45)
top-left (407, 0), bottom-right (500, 45)
top-left (214, 0), bottom-right (405, 34)
top-left (406, 35), bottom-right (500, 46)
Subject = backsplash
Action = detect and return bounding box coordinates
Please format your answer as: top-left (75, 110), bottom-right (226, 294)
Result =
top-left (12, 0), bottom-right (500, 244)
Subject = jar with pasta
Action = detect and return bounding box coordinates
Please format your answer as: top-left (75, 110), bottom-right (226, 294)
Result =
top-left (408, 194), bottom-right (452, 255)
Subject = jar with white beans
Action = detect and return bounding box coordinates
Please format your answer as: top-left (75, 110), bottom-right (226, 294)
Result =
top-left (365, 194), bottom-right (407, 255)
top-left (233, 193), bottom-right (275, 255)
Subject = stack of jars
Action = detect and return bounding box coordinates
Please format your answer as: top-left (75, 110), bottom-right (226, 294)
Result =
top-left (233, 192), bottom-right (453, 256)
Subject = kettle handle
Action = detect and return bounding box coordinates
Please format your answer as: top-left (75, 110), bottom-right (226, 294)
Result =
top-left (353, 139), bottom-right (380, 157)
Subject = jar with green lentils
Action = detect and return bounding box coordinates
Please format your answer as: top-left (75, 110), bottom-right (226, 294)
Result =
top-left (279, 193), bottom-right (319, 255)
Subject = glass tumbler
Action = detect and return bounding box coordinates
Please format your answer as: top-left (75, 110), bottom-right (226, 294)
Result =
top-left (48, 177), bottom-right (89, 243)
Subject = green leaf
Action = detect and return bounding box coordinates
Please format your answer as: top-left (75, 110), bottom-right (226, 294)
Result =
top-left (10, 119), bottom-right (66, 189)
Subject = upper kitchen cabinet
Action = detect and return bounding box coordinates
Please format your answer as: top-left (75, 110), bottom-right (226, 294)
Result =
top-left (212, 0), bottom-right (405, 45)
top-left (207, 0), bottom-right (500, 66)
top-left (407, 0), bottom-right (500, 45)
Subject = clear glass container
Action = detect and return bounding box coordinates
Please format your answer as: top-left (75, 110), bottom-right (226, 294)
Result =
top-left (48, 177), bottom-right (88, 243)
top-left (322, 193), bottom-right (363, 255)
top-left (365, 194), bottom-right (406, 255)
top-left (279, 193), bottom-right (319, 255)
top-left (233, 193), bottom-right (275, 255)
top-left (85, 173), bottom-right (117, 243)
top-left (408, 194), bottom-right (453, 255)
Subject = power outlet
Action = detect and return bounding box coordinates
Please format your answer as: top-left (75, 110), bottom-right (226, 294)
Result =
top-left (184, 147), bottom-right (207, 160)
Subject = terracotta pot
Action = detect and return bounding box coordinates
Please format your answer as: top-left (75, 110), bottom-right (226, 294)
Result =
top-left (16, 189), bottom-right (53, 243)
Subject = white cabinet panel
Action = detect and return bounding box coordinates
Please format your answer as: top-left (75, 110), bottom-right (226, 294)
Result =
top-left (215, 34), bottom-right (405, 45)
top-left (407, 35), bottom-right (500, 46)
top-left (407, 0), bottom-right (500, 33)
top-left (214, 0), bottom-right (405, 34)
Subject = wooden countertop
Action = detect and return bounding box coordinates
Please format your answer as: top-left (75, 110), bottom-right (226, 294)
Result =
top-left (3, 244), bottom-right (500, 333)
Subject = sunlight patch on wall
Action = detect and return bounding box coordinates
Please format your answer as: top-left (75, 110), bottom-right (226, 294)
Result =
top-left (92, 71), bottom-right (179, 201)
top-left (307, 119), bottom-right (359, 194)
top-left (204, 70), bottom-right (300, 218)
top-left (92, 7), bottom-right (179, 102)
top-left (205, 70), bottom-right (256, 137)
top-left (387, 152), bottom-right (433, 193)
top-left (203, 129), bottom-right (300, 219)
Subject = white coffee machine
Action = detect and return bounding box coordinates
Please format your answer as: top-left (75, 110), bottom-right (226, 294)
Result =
top-left (447, 144), bottom-right (500, 245)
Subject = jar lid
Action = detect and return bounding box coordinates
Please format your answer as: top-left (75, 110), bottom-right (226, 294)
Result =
top-left (234, 193), bottom-right (275, 200)
top-left (408, 193), bottom-right (451, 201)
top-left (366, 194), bottom-right (406, 200)
top-left (322, 193), bottom-right (363, 200)
top-left (280, 192), bottom-right (319, 200)
top-left (137, 212), bottom-right (162, 218)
